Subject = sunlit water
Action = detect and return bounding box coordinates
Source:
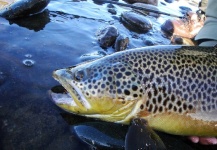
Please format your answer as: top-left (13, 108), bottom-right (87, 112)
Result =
top-left (0, 0), bottom-right (216, 149)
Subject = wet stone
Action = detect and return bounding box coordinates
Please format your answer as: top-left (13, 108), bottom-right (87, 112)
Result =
top-left (72, 122), bottom-right (126, 149)
top-left (107, 4), bottom-right (115, 8)
top-left (179, 6), bottom-right (192, 14)
top-left (0, 0), bottom-right (50, 19)
top-left (96, 25), bottom-right (119, 48)
top-left (164, 0), bottom-right (174, 3)
top-left (108, 8), bottom-right (117, 15)
top-left (133, 3), bottom-right (160, 17)
top-left (114, 34), bottom-right (129, 51)
top-left (127, 0), bottom-right (159, 6)
top-left (121, 11), bottom-right (152, 33)
top-left (144, 39), bottom-right (155, 46)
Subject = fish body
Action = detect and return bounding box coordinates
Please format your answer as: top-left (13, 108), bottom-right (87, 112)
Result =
top-left (51, 45), bottom-right (217, 136)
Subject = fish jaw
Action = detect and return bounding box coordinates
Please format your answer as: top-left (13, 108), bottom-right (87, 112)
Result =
top-left (51, 68), bottom-right (143, 123)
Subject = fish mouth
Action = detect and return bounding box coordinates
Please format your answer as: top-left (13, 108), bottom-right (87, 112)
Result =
top-left (51, 69), bottom-right (91, 112)
top-left (49, 85), bottom-right (77, 107)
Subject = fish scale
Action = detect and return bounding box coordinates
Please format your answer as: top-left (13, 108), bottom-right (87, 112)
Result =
top-left (51, 45), bottom-right (217, 136)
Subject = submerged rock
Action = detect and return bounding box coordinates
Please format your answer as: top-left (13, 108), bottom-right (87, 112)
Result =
top-left (121, 11), bottom-right (152, 33)
top-left (127, 0), bottom-right (159, 6)
top-left (72, 122), bottom-right (127, 149)
top-left (114, 34), bottom-right (129, 51)
top-left (133, 3), bottom-right (160, 17)
top-left (144, 39), bottom-right (155, 46)
top-left (164, 0), bottom-right (174, 3)
top-left (96, 25), bottom-right (119, 48)
top-left (0, 0), bottom-right (50, 19)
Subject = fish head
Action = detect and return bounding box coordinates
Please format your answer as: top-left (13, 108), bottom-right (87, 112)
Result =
top-left (51, 58), bottom-right (145, 123)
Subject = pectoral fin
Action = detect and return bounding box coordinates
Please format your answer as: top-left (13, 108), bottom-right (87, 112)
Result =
top-left (125, 118), bottom-right (166, 150)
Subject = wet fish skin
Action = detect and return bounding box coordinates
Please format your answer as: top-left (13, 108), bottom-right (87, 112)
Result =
top-left (52, 45), bottom-right (217, 136)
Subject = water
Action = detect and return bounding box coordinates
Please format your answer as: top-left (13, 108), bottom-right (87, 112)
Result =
top-left (0, 0), bottom-right (216, 149)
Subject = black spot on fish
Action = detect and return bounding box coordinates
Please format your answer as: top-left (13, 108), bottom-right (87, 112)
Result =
top-left (146, 100), bottom-right (150, 107)
top-left (133, 94), bottom-right (138, 98)
top-left (158, 95), bottom-right (162, 103)
top-left (173, 106), bottom-right (177, 112)
top-left (148, 104), bottom-right (153, 112)
top-left (153, 106), bottom-right (158, 113)
top-left (124, 89), bottom-right (130, 95)
top-left (168, 103), bottom-right (173, 110)
top-left (178, 108), bottom-right (182, 113)
top-left (125, 71), bottom-right (131, 76)
top-left (132, 85), bottom-right (138, 91)
top-left (177, 100), bottom-right (182, 106)
top-left (140, 104), bottom-right (144, 110)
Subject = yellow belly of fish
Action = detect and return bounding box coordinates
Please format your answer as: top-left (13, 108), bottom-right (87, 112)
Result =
top-left (145, 113), bottom-right (217, 136)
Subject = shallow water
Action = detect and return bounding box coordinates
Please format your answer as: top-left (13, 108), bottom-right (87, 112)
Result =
top-left (0, 0), bottom-right (216, 149)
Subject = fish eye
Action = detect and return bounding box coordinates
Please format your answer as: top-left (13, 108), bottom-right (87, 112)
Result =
top-left (74, 70), bottom-right (85, 81)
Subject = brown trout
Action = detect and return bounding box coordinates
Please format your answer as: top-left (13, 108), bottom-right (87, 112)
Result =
top-left (51, 45), bottom-right (217, 136)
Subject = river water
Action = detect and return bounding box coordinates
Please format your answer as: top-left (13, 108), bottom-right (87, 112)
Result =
top-left (0, 0), bottom-right (216, 149)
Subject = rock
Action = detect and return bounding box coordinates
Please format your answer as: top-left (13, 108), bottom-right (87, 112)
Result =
top-left (114, 34), bottom-right (129, 51)
top-left (144, 39), bottom-right (155, 46)
top-left (96, 25), bottom-right (119, 48)
top-left (161, 19), bottom-right (173, 36)
top-left (133, 3), bottom-right (160, 17)
top-left (72, 122), bottom-right (127, 149)
top-left (179, 6), bottom-right (192, 14)
top-left (108, 8), bottom-right (117, 15)
top-left (121, 11), bottom-right (152, 33)
top-left (164, 0), bottom-right (174, 3)
top-left (0, 0), bottom-right (50, 19)
top-left (127, 0), bottom-right (159, 6)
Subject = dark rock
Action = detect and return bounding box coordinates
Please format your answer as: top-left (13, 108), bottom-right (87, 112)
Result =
top-left (133, 3), bottom-right (160, 17)
top-left (108, 8), bottom-right (117, 15)
top-left (179, 6), bottom-right (192, 14)
top-left (72, 122), bottom-right (127, 150)
top-left (96, 25), bottom-right (119, 48)
top-left (8, 9), bottom-right (50, 32)
top-left (127, 0), bottom-right (159, 6)
top-left (164, 0), bottom-right (174, 3)
top-left (107, 4), bottom-right (115, 8)
top-left (0, 0), bottom-right (50, 19)
top-left (121, 11), bottom-right (152, 33)
top-left (114, 34), bottom-right (129, 51)
top-left (144, 39), bottom-right (155, 46)
top-left (161, 19), bottom-right (174, 36)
